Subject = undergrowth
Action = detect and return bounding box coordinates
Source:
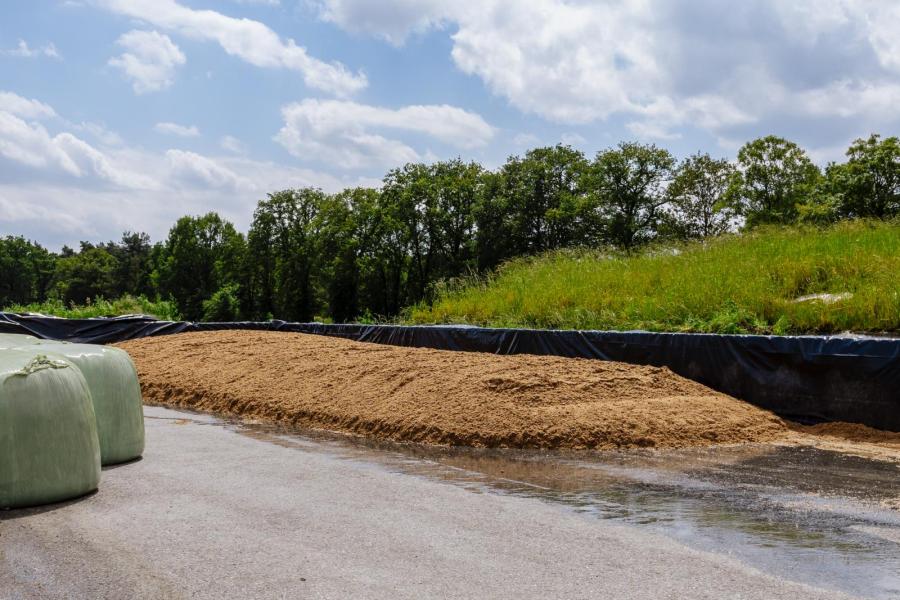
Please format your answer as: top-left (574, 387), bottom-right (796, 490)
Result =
top-left (4, 295), bottom-right (180, 321)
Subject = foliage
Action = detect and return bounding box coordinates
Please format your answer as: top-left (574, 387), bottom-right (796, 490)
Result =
top-left (244, 189), bottom-right (327, 322)
top-left (202, 284), bottom-right (241, 322)
top-left (0, 236), bottom-right (55, 307)
top-left (408, 220), bottom-right (900, 335)
top-left (4, 295), bottom-right (180, 320)
top-left (476, 145), bottom-right (591, 269)
top-left (381, 158), bottom-right (483, 303)
top-left (831, 134), bottom-right (900, 219)
top-left (665, 153), bottom-right (736, 239)
top-left (156, 213), bottom-right (246, 321)
top-left (51, 243), bottom-right (118, 304)
top-left (4, 134), bottom-right (900, 329)
top-left (730, 136), bottom-right (821, 227)
top-left (108, 231), bottom-right (155, 298)
top-left (584, 142), bottom-right (675, 249)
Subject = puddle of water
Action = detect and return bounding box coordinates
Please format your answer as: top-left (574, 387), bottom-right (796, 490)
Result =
top-left (152, 411), bottom-right (900, 599)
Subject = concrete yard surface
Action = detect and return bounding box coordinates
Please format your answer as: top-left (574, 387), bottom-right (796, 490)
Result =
top-left (1, 406), bottom-right (895, 599)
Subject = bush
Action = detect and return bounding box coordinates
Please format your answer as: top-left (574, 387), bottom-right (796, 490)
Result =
top-left (4, 295), bottom-right (180, 320)
top-left (202, 284), bottom-right (241, 322)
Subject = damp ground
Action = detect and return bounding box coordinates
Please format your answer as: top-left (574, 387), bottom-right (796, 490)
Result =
top-left (3, 406), bottom-right (897, 599)
top-left (228, 414), bottom-right (900, 599)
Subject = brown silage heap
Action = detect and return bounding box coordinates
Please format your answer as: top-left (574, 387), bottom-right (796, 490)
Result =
top-left (117, 330), bottom-right (790, 449)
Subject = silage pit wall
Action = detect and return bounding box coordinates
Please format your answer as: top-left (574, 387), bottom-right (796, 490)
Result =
top-left (2, 313), bottom-right (899, 432)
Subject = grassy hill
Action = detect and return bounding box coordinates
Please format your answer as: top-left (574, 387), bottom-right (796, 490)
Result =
top-left (407, 220), bottom-right (900, 335)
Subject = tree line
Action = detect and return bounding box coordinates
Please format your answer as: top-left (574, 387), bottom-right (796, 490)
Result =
top-left (2, 134), bottom-right (898, 322)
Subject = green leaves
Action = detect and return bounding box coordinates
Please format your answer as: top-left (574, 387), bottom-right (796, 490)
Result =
top-left (157, 213), bottom-right (246, 321)
top-left (731, 136), bottom-right (821, 227)
top-left (585, 142), bottom-right (676, 250)
top-left (666, 153), bottom-right (736, 239)
top-left (835, 134), bottom-right (900, 219)
top-left (4, 134), bottom-right (900, 327)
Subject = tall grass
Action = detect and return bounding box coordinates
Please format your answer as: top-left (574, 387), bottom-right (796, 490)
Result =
top-left (407, 220), bottom-right (900, 334)
top-left (4, 295), bottom-right (180, 321)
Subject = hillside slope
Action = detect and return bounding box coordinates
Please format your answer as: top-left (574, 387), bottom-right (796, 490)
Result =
top-left (408, 221), bottom-right (900, 335)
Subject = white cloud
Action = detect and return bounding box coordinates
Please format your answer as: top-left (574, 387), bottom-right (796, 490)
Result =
top-left (220, 135), bottom-right (245, 153)
top-left (625, 121), bottom-right (682, 142)
top-left (512, 133), bottom-right (540, 148)
top-left (109, 30), bottom-right (186, 94)
top-left (74, 121), bottom-right (123, 146)
top-left (96, 0), bottom-right (367, 97)
top-left (791, 80), bottom-right (900, 119)
top-left (0, 112), bottom-right (75, 173)
top-left (862, 2), bottom-right (900, 72)
top-left (0, 90), bottom-right (386, 248)
top-left (2, 39), bottom-right (60, 59)
top-left (0, 91), bottom-right (57, 120)
top-left (0, 154), bottom-right (381, 249)
top-left (560, 132), bottom-right (587, 146)
top-left (315, 0), bottom-right (448, 45)
top-left (0, 110), bottom-right (155, 189)
top-left (165, 149), bottom-right (252, 191)
top-left (155, 121), bottom-right (201, 137)
top-left (626, 95), bottom-right (755, 141)
top-left (275, 99), bottom-right (495, 168)
top-left (314, 0), bottom-right (900, 143)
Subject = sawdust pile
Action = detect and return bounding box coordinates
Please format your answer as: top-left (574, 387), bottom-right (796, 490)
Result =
top-left (785, 422), bottom-right (900, 462)
top-left (116, 331), bottom-right (790, 450)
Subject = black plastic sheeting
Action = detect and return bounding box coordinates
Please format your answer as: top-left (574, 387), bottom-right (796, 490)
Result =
top-left (2, 312), bottom-right (898, 431)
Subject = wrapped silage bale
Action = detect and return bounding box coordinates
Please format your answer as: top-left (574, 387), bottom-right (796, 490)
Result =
top-left (21, 342), bottom-right (145, 466)
top-left (0, 333), bottom-right (42, 348)
top-left (0, 350), bottom-right (101, 509)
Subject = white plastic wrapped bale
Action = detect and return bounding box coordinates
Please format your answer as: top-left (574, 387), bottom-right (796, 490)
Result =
top-left (0, 333), bottom-right (42, 348)
top-left (22, 342), bottom-right (145, 466)
top-left (0, 350), bottom-right (101, 509)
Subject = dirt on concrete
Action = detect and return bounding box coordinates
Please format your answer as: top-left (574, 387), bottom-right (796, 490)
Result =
top-left (116, 330), bottom-right (795, 450)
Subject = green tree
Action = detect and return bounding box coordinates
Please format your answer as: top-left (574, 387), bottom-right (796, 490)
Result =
top-left (353, 188), bottom-right (408, 318)
top-left (585, 142), bottom-right (675, 250)
top-left (51, 243), bottom-right (118, 305)
top-left (477, 145), bottom-right (590, 268)
top-left (381, 159), bottom-right (484, 304)
top-left (0, 236), bottom-right (55, 307)
top-left (244, 205), bottom-right (277, 320)
top-left (157, 213), bottom-right (246, 321)
top-left (106, 231), bottom-right (155, 298)
top-left (666, 153), bottom-right (736, 239)
top-left (315, 190), bottom-right (362, 322)
top-left (245, 189), bottom-right (326, 322)
top-left (730, 136), bottom-right (820, 227)
top-left (830, 134), bottom-right (900, 219)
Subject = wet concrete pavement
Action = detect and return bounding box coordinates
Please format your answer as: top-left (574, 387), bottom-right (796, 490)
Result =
top-left (2, 406), bottom-right (898, 599)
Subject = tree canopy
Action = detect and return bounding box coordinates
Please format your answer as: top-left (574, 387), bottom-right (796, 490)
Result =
top-left (4, 134), bottom-right (898, 323)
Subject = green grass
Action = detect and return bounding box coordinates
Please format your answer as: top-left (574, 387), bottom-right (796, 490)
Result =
top-left (407, 220), bottom-right (900, 335)
top-left (4, 295), bottom-right (180, 321)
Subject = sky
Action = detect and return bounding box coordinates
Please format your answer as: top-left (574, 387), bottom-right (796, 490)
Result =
top-left (2, 0), bottom-right (899, 250)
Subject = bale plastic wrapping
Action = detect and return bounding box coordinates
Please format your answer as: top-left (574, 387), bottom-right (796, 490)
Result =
top-left (0, 333), bottom-right (41, 348)
top-left (0, 350), bottom-right (101, 509)
top-left (22, 342), bottom-right (145, 465)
